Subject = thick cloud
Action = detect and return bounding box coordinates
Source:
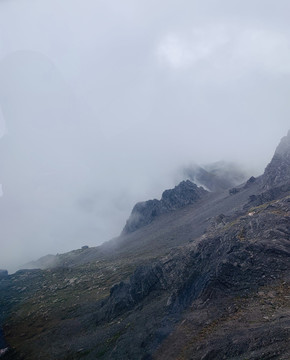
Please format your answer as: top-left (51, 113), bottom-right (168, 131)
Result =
top-left (0, 0), bottom-right (289, 271)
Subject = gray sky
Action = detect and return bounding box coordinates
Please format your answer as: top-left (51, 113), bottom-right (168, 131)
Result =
top-left (0, 0), bottom-right (289, 272)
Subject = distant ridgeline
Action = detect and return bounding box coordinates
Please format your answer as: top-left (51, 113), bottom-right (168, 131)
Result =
top-left (122, 161), bottom-right (248, 235)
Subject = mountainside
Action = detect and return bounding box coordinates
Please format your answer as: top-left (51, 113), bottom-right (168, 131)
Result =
top-left (0, 132), bottom-right (290, 360)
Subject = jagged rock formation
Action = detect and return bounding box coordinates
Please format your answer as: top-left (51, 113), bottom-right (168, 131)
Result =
top-left (229, 175), bottom-right (258, 195)
top-left (263, 130), bottom-right (290, 189)
top-left (122, 180), bottom-right (208, 234)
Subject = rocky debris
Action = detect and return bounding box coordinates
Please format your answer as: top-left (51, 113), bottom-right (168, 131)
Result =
top-left (155, 281), bottom-right (290, 360)
top-left (263, 130), bottom-right (290, 189)
top-left (208, 213), bottom-right (228, 231)
top-left (122, 180), bottom-right (208, 234)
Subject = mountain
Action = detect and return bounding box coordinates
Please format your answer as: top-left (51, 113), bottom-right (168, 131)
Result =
top-left (263, 130), bottom-right (290, 189)
top-left (0, 132), bottom-right (290, 360)
top-left (122, 180), bottom-right (208, 234)
top-left (183, 161), bottom-right (248, 192)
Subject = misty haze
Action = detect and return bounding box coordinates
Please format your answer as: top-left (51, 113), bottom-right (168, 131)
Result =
top-left (0, 0), bottom-right (289, 272)
top-left (0, 2), bottom-right (290, 359)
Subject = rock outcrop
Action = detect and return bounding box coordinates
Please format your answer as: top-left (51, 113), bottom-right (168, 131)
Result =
top-left (122, 180), bottom-right (208, 234)
top-left (263, 130), bottom-right (290, 189)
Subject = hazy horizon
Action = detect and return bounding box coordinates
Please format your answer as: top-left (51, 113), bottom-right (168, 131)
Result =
top-left (0, 0), bottom-right (290, 272)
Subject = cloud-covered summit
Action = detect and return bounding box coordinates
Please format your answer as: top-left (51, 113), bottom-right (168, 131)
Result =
top-left (0, 0), bottom-right (290, 271)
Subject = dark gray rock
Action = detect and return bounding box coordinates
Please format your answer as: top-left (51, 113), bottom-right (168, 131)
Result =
top-left (229, 187), bottom-right (240, 195)
top-left (245, 181), bottom-right (290, 209)
top-left (263, 130), bottom-right (290, 189)
top-left (245, 175), bottom-right (256, 187)
top-left (122, 180), bottom-right (208, 234)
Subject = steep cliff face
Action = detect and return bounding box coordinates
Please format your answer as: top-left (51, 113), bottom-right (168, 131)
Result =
top-left (263, 131), bottom-right (290, 189)
top-left (122, 180), bottom-right (208, 234)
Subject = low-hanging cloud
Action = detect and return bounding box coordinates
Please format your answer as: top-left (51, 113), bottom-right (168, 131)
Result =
top-left (157, 26), bottom-right (229, 69)
top-left (157, 25), bottom-right (290, 75)
top-left (0, 0), bottom-right (290, 272)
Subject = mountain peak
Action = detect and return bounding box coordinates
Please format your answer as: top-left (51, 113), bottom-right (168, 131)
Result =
top-left (122, 180), bottom-right (208, 234)
top-left (263, 130), bottom-right (290, 189)
top-left (274, 130), bottom-right (290, 156)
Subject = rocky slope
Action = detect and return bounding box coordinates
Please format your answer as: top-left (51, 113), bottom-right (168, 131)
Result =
top-left (1, 132), bottom-right (290, 360)
top-left (90, 193), bottom-right (290, 360)
top-left (103, 195), bottom-right (290, 322)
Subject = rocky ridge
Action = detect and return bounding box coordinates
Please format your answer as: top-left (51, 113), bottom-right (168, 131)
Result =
top-left (263, 130), bottom-right (290, 189)
top-left (122, 180), bottom-right (207, 234)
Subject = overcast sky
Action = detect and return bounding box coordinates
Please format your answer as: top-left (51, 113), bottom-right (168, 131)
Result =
top-left (0, 0), bottom-right (289, 272)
